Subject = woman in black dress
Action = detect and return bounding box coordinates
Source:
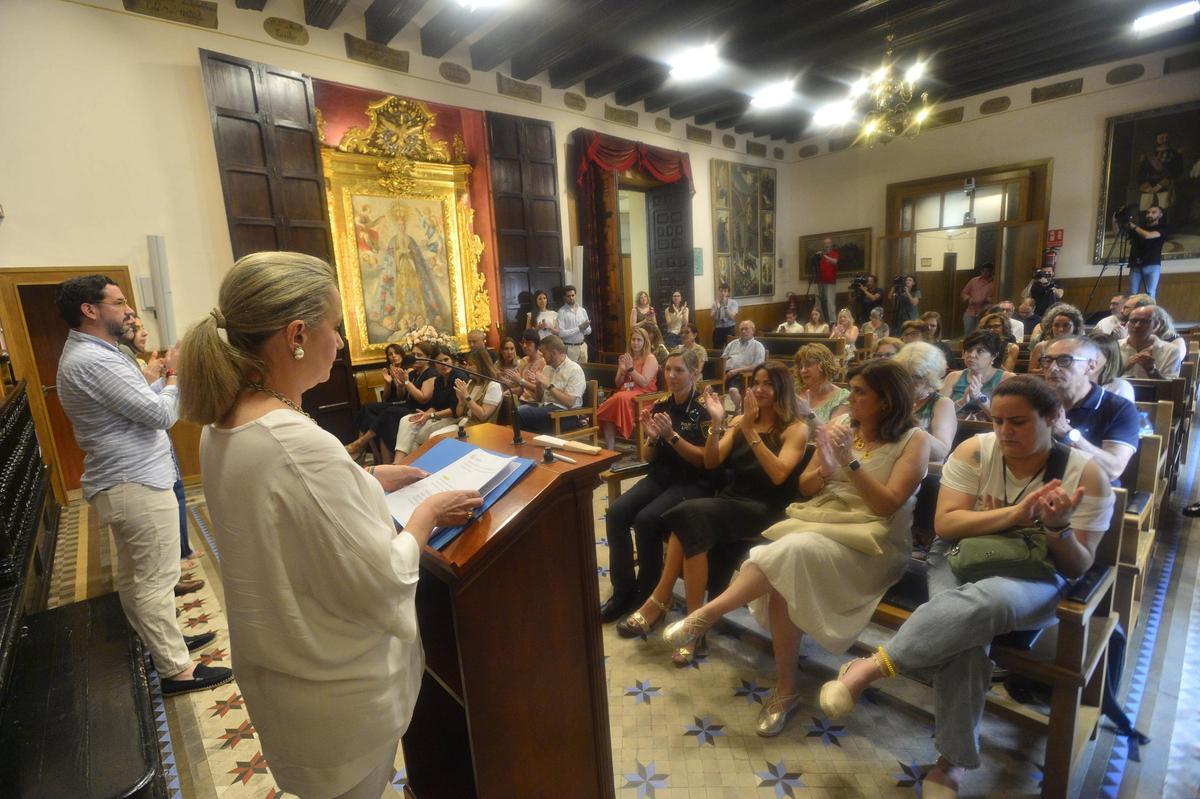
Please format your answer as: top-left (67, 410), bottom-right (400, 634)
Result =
top-left (617, 361), bottom-right (809, 665)
top-left (345, 343), bottom-right (410, 462)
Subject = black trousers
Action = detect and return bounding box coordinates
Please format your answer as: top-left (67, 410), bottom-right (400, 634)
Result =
top-left (605, 475), bottom-right (709, 600)
top-left (713, 325), bottom-right (734, 349)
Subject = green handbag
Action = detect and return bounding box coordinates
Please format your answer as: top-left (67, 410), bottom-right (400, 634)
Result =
top-left (947, 528), bottom-right (1057, 582)
top-left (946, 441), bottom-right (1071, 582)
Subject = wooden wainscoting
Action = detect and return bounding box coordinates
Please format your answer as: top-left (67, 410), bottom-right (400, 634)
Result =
top-left (1059, 272), bottom-right (1200, 322)
top-left (695, 300), bottom-right (795, 344)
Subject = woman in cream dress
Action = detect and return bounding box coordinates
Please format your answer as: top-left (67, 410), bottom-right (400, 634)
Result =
top-left (663, 359), bottom-right (929, 736)
top-left (178, 252), bottom-right (481, 799)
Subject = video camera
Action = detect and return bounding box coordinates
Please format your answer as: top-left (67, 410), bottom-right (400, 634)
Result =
top-left (848, 273), bottom-right (870, 290)
top-left (1033, 268), bottom-right (1059, 287)
top-left (1113, 204), bottom-right (1137, 229)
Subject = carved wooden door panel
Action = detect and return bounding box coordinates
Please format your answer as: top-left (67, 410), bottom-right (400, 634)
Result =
top-left (199, 49), bottom-right (359, 441)
top-left (486, 112), bottom-right (564, 338)
top-left (646, 186), bottom-right (693, 315)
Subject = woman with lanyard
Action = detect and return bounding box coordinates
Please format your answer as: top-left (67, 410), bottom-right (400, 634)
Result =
top-left (894, 341), bottom-right (957, 462)
top-left (817, 376), bottom-right (1112, 798)
top-left (617, 362), bottom-right (809, 666)
top-left (941, 330), bottom-right (1013, 421)
top-left (600, 348), bottom-right (711, 623)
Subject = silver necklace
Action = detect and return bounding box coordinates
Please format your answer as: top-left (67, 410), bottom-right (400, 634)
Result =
top-left (247, 382), bottom-right (313, 422)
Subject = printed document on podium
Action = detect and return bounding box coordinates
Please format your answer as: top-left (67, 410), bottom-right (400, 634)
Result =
top-left (385, 447), bottom-right (520, 528)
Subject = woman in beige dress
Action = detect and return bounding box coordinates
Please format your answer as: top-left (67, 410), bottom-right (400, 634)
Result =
top-left (662, 359), bottom-right (929, 736)
top-left (178, 252), bottom-right (481, 799)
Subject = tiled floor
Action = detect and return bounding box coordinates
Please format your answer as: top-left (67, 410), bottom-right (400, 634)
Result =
top-left (49, 466), bottom-right (1200, 798)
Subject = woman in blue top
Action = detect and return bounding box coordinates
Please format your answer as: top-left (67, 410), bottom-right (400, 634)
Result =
top-left (940, 330), bottom-right (1013, 421)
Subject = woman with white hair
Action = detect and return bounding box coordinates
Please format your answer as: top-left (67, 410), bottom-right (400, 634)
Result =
top-left (864, 306), bottom-right (890, 341)
top-left (895, 342), bottom-right (957, 462)
top-left (178, 252), bottom-right (482, 799)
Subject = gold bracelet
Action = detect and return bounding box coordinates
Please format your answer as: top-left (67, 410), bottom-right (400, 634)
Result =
top-left (875, 645), bottom-right (898, 678)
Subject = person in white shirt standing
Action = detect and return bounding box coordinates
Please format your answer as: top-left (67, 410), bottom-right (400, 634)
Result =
top-left (1120, 304), bottom-right (1182, 379)
top-left (556, 285), bottom-right (592, 363)
top-left (55, 275), bottom-right (233, 697)
top-left (1093, 294), bottom-right (1128, 339)
top-left (711, 283), bottom-right (739, 348)
top-left (722, 320), bottom-right (766, 411)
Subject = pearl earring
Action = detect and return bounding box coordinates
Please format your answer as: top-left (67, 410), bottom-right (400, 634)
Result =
top-left (293, 346), bottom-right (305, 360)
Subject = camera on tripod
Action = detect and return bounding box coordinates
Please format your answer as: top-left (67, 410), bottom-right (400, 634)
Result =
top-left (1034, 268), bottom-right (1058, 287)
top-left (849, 273), bottom-right (870, 291)
top-left (1113, 204), bottom-right (1137, 229)
top-left (892, 274), bottom-right (907, 287)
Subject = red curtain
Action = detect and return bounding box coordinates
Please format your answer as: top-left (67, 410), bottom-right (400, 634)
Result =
top-left (574, 131), bottom-right (694, 192)
top-left (572, 130), bottom-right (692, 353)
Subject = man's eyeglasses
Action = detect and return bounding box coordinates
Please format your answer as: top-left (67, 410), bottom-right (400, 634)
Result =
top-left (89, 299), bottom-right (129, 308)
top-left (1038, 355), bottom-right (1089, 370)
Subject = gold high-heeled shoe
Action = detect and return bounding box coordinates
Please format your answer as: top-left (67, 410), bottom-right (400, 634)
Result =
top-left (662, 613), bottom-right (712, 649)
top-left (755, 691), bottom-right (802, 737)
top-left (819, 647), bottom-right (896, 720)
top-left (616, 596), bottom-right (670, 639)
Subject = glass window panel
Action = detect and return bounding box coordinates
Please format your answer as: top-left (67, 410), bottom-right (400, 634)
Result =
top-left (942, 190), bottom-right (970, 227)
top-left (914, 193), bottom-right (941, 230)
top-left (974, 184), bottom-right (1003, 224)
top-left (1005, 182), bottom-right (1021, 221)
top-left (901, 199), bottom-right (914, 232)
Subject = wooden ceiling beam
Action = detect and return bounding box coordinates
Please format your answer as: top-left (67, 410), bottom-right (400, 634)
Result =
top-left (420, 4), bottom-right (494, 58)
top-left (234, 0), bottom-right (268, 10)
top-left (583, 57), bottom-right (659, 98)
top-left (548, 49), bottom-right (627, 90)
top-left (469, 1), bottom-right (599, 72)
top-left (508, 0), bottom-right (652, 81)
top-left (303, 0), bottom-right (350, 29)
top-left (668, 90), bottom-right (746, 121)
top-left (714, 114), bottom-right (741, 130)
top-left (695, 99), bottom-right (749, 126)
top-left (364, 0), bottom-right (428, 44)
top-left (613, 67), bottom-right (672, 107)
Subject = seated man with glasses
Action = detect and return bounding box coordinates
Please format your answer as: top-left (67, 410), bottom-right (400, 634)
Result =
top-left (1120, 304), bottom-right (1182, 380)
top-left (1040, 335), bottom-right (1139, 484)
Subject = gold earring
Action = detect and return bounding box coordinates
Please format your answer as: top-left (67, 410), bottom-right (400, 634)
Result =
top-left (293, 346), bottom-right (305, 360)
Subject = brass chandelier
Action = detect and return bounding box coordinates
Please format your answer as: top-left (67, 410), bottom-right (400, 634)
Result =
top-left (854, 34), bottom-right (931, 142)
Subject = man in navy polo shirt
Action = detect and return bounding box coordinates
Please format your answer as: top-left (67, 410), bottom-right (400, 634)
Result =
top-left (1041, 335), bottom-right (1139, 484)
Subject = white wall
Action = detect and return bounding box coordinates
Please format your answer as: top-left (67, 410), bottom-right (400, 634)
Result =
top-left (619, 191), bottom-right (650, 296)
top-left (789, 46), bottom-right (1200, 285)
top-left (0, 0), bottom-right (792, 348)
top-left (1, 0), bottom-right (1196, 347)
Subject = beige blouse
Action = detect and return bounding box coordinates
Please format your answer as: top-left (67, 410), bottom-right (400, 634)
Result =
top-left (200, 410), bottom-right (423, 797)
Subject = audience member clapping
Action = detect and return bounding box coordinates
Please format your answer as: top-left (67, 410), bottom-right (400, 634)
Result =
top-left (1029, 302), bottom-right (1085, 373)
top-left (1121, 303), bottom-right (1182, 379)
top-left (792, 344), bottom-right (848, 422)
top-left (943, 330), bottom-right (1013, 420)
top-left (895, 341), bottom-right (956, 462)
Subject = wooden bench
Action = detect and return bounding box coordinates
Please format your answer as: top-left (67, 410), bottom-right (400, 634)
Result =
top-left (0, 382), bottom-right (167, 797)
top-left (548, 379), bottom-right (600, 446)
top-left (1128, 377), bottom-right (1187, 489)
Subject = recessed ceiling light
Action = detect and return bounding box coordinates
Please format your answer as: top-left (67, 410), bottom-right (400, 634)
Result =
top-left (751, 79), bottom-right (794, 109)
top-left (669, 44), bottom-right (720, 81)
top-left (1133, 1), bottom-right (1199, 32)
top-left (457, 0), bottom-right (512, 10)
top-left (814, 100), bottom-right (853, 127)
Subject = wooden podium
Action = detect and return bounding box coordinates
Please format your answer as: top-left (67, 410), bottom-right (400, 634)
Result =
top-left (399, 424), bottom-right (619, 799)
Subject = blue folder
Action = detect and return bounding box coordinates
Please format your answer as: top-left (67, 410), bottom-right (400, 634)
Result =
top-left (405, 437), bottom-right (537, 550)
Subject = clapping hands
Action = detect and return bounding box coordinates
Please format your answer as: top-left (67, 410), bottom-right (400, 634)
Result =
top-left (700, 386), bottom-right (725, 426)
top-left (1010, 479), bottom-right (1085, 529)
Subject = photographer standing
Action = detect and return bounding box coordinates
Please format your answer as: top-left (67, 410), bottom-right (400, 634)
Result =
top-left (850, 273), bottom-right (883, 323)
top-left (1126, 205), bottom-right (1167, 299)
top-left (886, 273), bottom-right (921, 329)
top-left (812, 238), bottom-right (840, 322)
top-left (1020, 263), bottom-right (1064, 317)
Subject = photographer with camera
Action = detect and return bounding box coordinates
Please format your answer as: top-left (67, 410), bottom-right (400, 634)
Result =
top-left (849, 273), bottom-right (883, 323)
top-left (886, 273), bottom-right (921, 329)
top-left (1020, 263), bottom-right (1064, 317)
top-left (1123, 205), bottom-right (1167, 299)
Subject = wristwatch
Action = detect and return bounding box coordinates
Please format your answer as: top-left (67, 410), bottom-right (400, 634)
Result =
top-left (1045, 523), bottom-right (1073, 540)
top-left (1065, 428), bottom-right (1082, 445)
top-left (669, 433), bottom-right (680, 445)
top-left (847, 458), bottom-right (862, 472)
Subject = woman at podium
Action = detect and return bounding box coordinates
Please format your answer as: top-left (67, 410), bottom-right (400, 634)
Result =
top-left (178, 252), bottom-right (482, 799)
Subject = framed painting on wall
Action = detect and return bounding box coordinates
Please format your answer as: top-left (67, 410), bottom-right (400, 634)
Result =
top-left (1094, 100), bottom-right (1200, 263)
top-left (799, 228), bottom-right (872, 279)
top-left (323, 97), bottom-right (491, 365)
top-left (711, 159), bottom-right (776, 297)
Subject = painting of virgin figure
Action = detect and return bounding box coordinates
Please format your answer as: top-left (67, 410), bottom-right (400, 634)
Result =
top-left (355, 195), bottom-right (454, 344)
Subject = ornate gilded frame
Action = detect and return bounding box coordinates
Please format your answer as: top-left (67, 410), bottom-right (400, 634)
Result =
top-left (323, 97), bottom-right (489, 365)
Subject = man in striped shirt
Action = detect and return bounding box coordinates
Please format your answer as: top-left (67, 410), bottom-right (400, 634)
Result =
top-left (55, 275), bottom-right (231, 696)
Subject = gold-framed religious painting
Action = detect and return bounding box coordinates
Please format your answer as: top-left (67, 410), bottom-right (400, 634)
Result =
top-left (711, 159), bottom-right (776, 298)
top-left (323, 97), bottom-right (490, 365)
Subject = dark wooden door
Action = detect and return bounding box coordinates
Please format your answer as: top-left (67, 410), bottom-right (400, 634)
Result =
top-left (646, 186), bottom-right (693, 314)
top-left (486, 112), bottom-right (564, 338)
top-left (199, 49), bottom-right (359, 441)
